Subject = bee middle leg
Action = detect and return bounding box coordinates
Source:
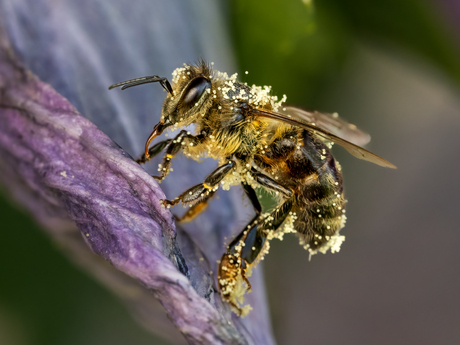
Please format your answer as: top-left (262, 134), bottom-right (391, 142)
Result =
top-left (161, 160), bottom-right (236, 210)
top-left (177, 167), bottom-right (265, 223)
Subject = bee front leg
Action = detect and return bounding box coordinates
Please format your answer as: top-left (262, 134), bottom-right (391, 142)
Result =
top-left (136, 139), bottom-right (172, 164)
top-left (140, 130), bottom-right (203, 182)
top-left (161, 160), bottom-right (236, 210)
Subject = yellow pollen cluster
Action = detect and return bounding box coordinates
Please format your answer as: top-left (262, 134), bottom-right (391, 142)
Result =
top-left (248, 85), bottom-right (287, 112)
top-left (171, 65), bottom-right (190, 84)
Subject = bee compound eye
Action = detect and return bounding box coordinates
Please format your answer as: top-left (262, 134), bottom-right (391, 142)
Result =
top-left (182, 77), bottom-right (211, 106)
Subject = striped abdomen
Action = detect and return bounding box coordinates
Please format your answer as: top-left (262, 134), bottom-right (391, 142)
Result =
top-left (290, 130), bottom-right (346, 251)
top-left (255, 129), bottom-right (346, 252)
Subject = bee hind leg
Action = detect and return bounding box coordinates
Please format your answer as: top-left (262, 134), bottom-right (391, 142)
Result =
top-left (242, 182), bottom-right (262, 215)
top-left (218, 173), bottom-right (295, 310)
top-left (241, 265), bottom-right (252, 292)
top-left (219, 174), bottom-right (295, 279)
top-left (250, 167), bottom-right (293, 199)
top-left (230, 195), bottom-right (294, 266)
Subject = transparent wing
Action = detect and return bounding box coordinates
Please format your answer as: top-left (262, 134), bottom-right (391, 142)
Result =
top-left (280, 106), bottom-right (371, 146)
top-left (252, 108), bottom-right (397, 169)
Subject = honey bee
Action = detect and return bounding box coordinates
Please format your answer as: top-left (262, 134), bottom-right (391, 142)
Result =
top-left (109, 60), bottom-right (396, 316)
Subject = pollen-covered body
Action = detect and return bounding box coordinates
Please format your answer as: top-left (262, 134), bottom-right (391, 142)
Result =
top-left (158, 63), bottom-right (347, 314)
top-left (171, 66), bottom-right (346, 254)
top-left (109, 60), bottom-right (395, 317)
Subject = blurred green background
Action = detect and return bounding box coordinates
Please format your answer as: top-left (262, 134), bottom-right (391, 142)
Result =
top-left (231, 0), bottom-right (460, 107)
top-left (1, 0), bottom-right (460, 344)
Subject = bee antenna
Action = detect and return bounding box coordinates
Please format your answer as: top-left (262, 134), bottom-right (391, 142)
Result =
top-left (108, 75), bottom-right (173, 95)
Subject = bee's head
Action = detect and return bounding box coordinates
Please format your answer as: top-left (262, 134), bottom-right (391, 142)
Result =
top-left (108, 60), bottom-right (214, 159)
top-left (160, 61), bottom-right (213, 129)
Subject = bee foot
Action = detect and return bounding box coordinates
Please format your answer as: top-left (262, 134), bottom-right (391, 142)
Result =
top-left (160, 199), bottom-right (178, 209)
top-left (152, 175), bottom-right (164, 181)
top-left (135, 156), bottom-right (147, 164)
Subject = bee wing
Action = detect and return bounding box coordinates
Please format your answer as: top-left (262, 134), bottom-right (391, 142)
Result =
top-left (252, 108), bottom-right (397, 169)
top-left (280, 106), bottom-right (371, 146)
